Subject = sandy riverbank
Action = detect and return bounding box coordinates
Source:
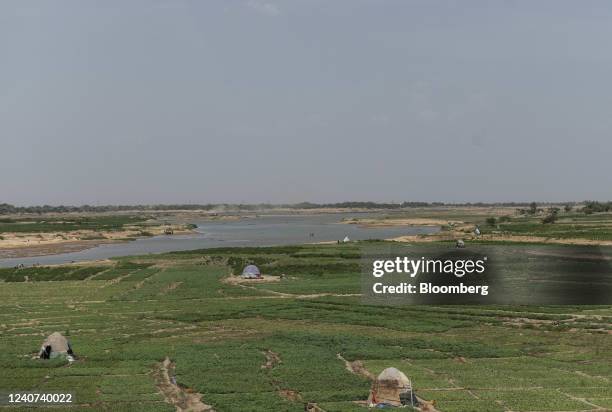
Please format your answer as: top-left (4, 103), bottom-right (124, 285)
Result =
top-left (389, 233), bottom-right (612, 246)
top-left (0, 224), bottom-right (195, 259)
top-left (343, 217), bottom-right (460, 227)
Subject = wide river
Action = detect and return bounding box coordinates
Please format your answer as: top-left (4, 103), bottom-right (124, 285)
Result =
top-left (0, 213), bottom-right (438, 267)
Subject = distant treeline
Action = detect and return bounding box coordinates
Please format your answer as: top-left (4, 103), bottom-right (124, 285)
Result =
top-left (0, 201), bottom-right (595, 215)
top-left (582, 201), bottom-right (612, 214)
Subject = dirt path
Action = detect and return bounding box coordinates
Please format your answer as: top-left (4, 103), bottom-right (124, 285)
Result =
top-left (155, 357), bottom-right (214, 412)
top-left (336, 353), bottom-right (375, 380)
top-left (260, 350), bottom-right (308, 404)
top-left (261, 350), bottom-right (281, 369)
top-left (557, 388), bottom-right (607, 410)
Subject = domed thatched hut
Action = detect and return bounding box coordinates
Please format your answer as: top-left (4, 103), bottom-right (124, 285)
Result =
top-left (39, 332), bottom-right (74, 359)
top-left (368, 367), bottom-right (416, 407)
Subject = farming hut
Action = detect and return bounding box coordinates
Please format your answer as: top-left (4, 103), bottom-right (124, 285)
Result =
top-left (39, 332), bottom-right (74, 360)
top-left (368, 367), bottom-right (417, 407)
top-left (241, 264), bottom-right (262, 279)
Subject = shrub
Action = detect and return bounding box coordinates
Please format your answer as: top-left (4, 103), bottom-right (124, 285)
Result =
top-left (542, 208), bottom-right (559, 224)
top-left (529, 202), bottom-right (538, 215)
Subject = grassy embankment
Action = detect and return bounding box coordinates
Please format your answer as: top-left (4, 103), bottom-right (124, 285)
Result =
top-left (347, 207), bottom-right (612, 244)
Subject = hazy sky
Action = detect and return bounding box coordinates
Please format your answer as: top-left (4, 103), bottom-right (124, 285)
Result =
top-left (2, 1), bottom-right (612, 205)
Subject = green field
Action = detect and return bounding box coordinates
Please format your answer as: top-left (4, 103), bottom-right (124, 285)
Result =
top-left (357, 207), bottom-right (612, 242)
top-left (0, 243), bottom-right (610, 411)
top-left (0, 215), bottom-right (150, 234)
top-left (481, 212), bottom-right (612, 242)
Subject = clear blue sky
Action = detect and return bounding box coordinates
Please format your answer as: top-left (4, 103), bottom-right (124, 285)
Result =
top-left (2, 1), bottom-right (611, 205)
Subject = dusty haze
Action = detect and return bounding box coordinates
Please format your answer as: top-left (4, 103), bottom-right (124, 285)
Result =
top-left (1, 1), bottom-right (611, 205)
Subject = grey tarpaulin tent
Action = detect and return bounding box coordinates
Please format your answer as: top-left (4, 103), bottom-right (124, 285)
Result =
top-left (241, 264), bottom-right (261, 279)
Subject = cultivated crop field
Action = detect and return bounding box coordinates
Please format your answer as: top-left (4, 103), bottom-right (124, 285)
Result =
top-left (0, 215), bottom-right (151, 234)
top-left (0, 242), bottom-right (610, 411)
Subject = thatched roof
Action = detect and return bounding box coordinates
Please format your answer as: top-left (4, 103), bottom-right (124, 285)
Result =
top-left (376, 367), bottom-right (411, 387)
top-left (40, 332), bottom-right (71, 355)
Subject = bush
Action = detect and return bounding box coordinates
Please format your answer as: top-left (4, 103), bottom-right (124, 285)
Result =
top-left (582, 201), bottom-right (612, 214)
top-left (529, 202), bottom-right (538, 215)
top-left (542, 208), bottom-right (559, 224)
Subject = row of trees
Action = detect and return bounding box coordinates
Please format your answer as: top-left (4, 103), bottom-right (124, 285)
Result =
top-left (582, 201), bottom-right (612, 214)
top-left (0, 201), bottom-right (607, 215)
top-left (514, 201), bottom-right (612, 224)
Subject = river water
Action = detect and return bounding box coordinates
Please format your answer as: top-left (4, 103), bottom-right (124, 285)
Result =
top-left (0, 213), bottom-right (438, 267)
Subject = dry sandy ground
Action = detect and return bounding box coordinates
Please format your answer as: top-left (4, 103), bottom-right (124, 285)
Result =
top-left (222, 275), bottom-right (280, 285)
top-left (340, 208), bottom-right (612, 246)
top-left (0, 224), bottom-right (194, 259)
top-left (474, 234), bottom-right (612, 246)
top-left (344, 218), bottom-right (462, 227)
top-left (390, 233), bottom-right (612, 247)
top-left (0, 240), bottom-right (111, 259)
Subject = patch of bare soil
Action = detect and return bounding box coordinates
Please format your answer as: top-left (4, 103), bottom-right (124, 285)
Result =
top-left (305, 402), bottom-right (326, 411)
top-left (260, 350), bottom-right (305, 403)
top-left (161, 281), bottom-right (183, 294)
top-left (0, 240), bottom-right (109, 259)
top-left (345, 218), bottom-right (461, 227)
top-left (102, 273), bottom-right (134, 287)
top-left (279, 389), bottom-right (302, 402)
top-left (0, 223), bottom-right (195, 259)
top-left (392, 232), bottom-right (612, 247)
top-left (336, 353), bottom-right (375, 380)
top-left (261, 350), bottom-right (281, 369)
top-left (222, 275), bottom-right (280, 285)
top-left (390, 234), bottom-right (457, 243)
top-left (154, 357), bottom-right (214, 412)
top-left (151, 325), bottom-right (197, 335)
